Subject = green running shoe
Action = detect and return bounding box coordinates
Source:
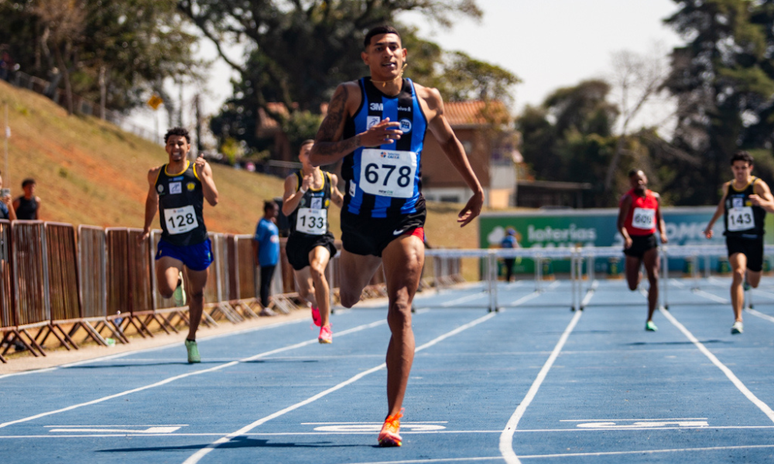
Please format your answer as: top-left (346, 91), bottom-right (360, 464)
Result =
top-left (173, 271), bottom-right (187, 307)
top-left (645, 321), bottom-right (658, 332)
top-left (185, 339), bottom-right (200, 363)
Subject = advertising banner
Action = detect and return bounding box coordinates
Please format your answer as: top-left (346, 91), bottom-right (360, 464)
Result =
top-left (479, 207), bottom-right (774, 274)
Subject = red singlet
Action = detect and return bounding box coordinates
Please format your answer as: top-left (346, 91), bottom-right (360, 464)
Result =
top-left (622, 189), bottom-right (658, 236)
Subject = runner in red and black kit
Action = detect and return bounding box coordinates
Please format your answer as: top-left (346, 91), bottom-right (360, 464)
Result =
top-left (617, 169), bottom-right (668, 331)
top-left (705, 151), bottom-right (773, 335)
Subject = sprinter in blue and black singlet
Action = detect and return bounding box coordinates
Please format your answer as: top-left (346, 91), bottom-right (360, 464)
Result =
top-left (308, 26), bottom-right (484, 448)
top-left (282, 140), bottom-right (344, 344)
top-left (140, 127), bottom-right (219, 363)
top-left (705, 151), bottom-right (773, 335)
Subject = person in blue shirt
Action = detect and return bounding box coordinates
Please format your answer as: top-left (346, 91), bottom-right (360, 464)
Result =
top-left (253, 200), bottom-right (280, 308)
top-left (501, 227), bottom-right (519, 282)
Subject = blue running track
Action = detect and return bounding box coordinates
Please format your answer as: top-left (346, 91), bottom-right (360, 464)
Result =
top-left (2, 278), bottom-right (774, 463)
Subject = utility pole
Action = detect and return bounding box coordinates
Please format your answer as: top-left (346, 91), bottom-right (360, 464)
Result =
top-left (195, 94), bottom-right (202, 157)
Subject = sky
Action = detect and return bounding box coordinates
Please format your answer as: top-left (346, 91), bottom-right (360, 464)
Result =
top-left (129, 0), bottom-right (685, 141)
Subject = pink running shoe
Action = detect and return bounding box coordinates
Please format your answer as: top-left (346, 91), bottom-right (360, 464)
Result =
top-left (318, 325), bottom-right (332, 344)
top-left (311, 306), bottom-right (321, 327)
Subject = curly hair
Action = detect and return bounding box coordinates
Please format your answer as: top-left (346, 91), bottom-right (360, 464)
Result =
top-left (164, 127), bottom-right (190, 144)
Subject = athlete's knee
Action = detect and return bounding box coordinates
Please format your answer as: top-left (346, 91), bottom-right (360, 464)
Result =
top-left (309, 263), bottom-right (326, 282)
top-left (387, 303), bottom-right (412, 332)
top-left (732, 267), bottom-right (745, 281)
top-left (189, 289), bottom-right (204, 301)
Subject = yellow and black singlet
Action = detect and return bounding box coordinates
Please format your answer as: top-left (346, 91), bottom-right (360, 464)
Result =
top-left (155, 161), bottom-right (208, 246)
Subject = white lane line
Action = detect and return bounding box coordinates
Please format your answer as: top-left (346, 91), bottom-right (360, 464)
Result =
top-left (499, 310), bottom-right (583, 464)
top-left (0, 318), bottom-right (308, 381)
top-left (691, 289), bottom-right (729, 304)
top-left (182, 312), bottom-right (497, 464)
top-left (0, 320), bottom-right (387, 429)
top-left (560, 417), bottom-right (706, 422)
top-left (661, 309), bottom-right (774, 423)
top-left (747, 308), bottom-right (774, 323)
top-left (670, 279), bottom-right (686, 288)
top-left (580, 280), bottom-right (599, 307)
top-left (507, 281), bottom-right (561, 307)
top-left (749, 289), bottom-right (774, 301)
top-left (440, 292), bottom-right (486, 307)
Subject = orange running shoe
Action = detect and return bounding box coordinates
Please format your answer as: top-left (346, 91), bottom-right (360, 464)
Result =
top-left (318, 325), bottom-right (332, 344)
top-left (378, 409), bottom-right (403, 447)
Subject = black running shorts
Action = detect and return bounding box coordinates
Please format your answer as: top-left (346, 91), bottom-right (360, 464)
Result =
top-left (341, 209), bottom-right (426, 257)
top-left (286, 232), bottom-right (337, 271)
top-left (623, 234), bottom-right (658, 259)
top-left (726, 235), bottom-right (764, 272)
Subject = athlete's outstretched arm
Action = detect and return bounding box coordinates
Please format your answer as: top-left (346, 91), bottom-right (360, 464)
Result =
top-left (309, 83), bottom-right (402, 166)
top-left (617, 195), bottom-right (633, 248)
top-left (750, 180), bottom-right (774, 212)
top-left (423, 87), bottom-right (483, 227)
top-left (329, 173), bottom-right (344, 208)
top-left (140, 167), bottom-right (160, 241)
top-left (704, 183), bottom-right (728, 239)
top-left (195, 158), bottom-right (219, 206)
top-left (655, 195), bottom-right (668, 244)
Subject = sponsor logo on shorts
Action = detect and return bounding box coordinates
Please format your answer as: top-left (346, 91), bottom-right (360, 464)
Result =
top-left (169, 182), bottom-right (182, 194)
top-left (393, 228), bottom-right (406, 236)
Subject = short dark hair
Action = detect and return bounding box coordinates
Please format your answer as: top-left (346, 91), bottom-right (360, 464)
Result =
top-left (164, 127), bottom-right (190, 144)
top-left (263, 200), bottom-right (277, 212)
top-left (731, 151), bottom-right (754, 166)
top-left (22, 178), bottom-right (35, 188)
top-left (628, 169), bottom-right (643, 178)
top-left (300, 139), bottom-right (315, 149)
top-left (364, 25), bottom-right (401, 49)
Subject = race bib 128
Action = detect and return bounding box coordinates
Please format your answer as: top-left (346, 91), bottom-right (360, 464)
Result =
top-left (164, 205), bottom-right (198, 235)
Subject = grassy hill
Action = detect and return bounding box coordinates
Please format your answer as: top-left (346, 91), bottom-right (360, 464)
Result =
top-left (0, 80), bottom-right (479, 250)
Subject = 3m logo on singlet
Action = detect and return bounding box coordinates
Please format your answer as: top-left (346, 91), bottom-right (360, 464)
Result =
top-left (369, 103), bottom-right (383, 111)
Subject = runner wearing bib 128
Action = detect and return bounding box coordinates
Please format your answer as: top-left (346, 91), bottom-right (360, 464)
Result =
top-left (705, 151), bottom-right (773, 335)
top-left (140, 127), bottom-right (219, 363)
top-left (282, 140), bottom-right (344, 344)
top-left (617, 169), bottom-right (668, 332)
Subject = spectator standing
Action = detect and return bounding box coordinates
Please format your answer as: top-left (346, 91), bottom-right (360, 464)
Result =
top-left (13, 178), bottom-right (41, 220)
top-left (0, 171), bottom-right (17, 221)
top-left (253, 200), bottom-right (280, 309)
top-left (500, 227), bottom-right (519, 282)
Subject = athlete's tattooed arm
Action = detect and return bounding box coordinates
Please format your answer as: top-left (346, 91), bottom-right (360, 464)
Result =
top-left (309, 83), bottom-right (402, 166)
top-left (140, 167), bottom-right (161, 241)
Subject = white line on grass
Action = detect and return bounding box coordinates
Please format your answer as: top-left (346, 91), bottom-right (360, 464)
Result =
top-left (661, 309), bottom-right (774, 423)
top-left (499, 310), bottom-right (583, 464)
top-left (0, 320), bottom-right (387, 429)
top-left (182, 312), bottom-right (497, 464)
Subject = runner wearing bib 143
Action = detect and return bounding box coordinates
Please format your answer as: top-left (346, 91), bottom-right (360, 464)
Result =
top-left (705, 151), bottom-right (773, 335)
top-left (617, 169), bottom-right (668, 332)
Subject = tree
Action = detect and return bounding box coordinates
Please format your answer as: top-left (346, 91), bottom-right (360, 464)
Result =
top-left (177, 0), bottom-right (500, 151)
top-left (664, 0), bottom-right (774, 201)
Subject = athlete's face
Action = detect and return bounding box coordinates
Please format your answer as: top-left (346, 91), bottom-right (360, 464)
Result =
top-left (629, 171), bottom-right (647, 193)
top-left (165, 135), bottom-right (190, 162)
top-left (298, 143), bottom-right (313, 167)
top-left (731, 160), bottom-right (753, 182)
top-left (361, 33), bottom-right (407, 80)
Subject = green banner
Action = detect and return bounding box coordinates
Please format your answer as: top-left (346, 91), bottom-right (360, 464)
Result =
top-left (479, 207), bottom-right (774, 275)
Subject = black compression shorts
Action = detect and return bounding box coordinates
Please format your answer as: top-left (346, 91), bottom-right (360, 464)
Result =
top-left (623, 234), bottom-right (658, 259)
top-left (726, 235), bottom-right (764, 272)
top-left (286, 232), bottom-right (337, 271)
top-left (340, 209), bottom-right (426, 257)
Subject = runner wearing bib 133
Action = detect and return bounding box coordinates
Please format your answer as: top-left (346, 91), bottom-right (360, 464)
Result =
top-left (282, 140), bottom-right (344, 344)
top-left (617, 169), bottom-right (668, 332)
top-left (705, 151), bottom-right (773, 335)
